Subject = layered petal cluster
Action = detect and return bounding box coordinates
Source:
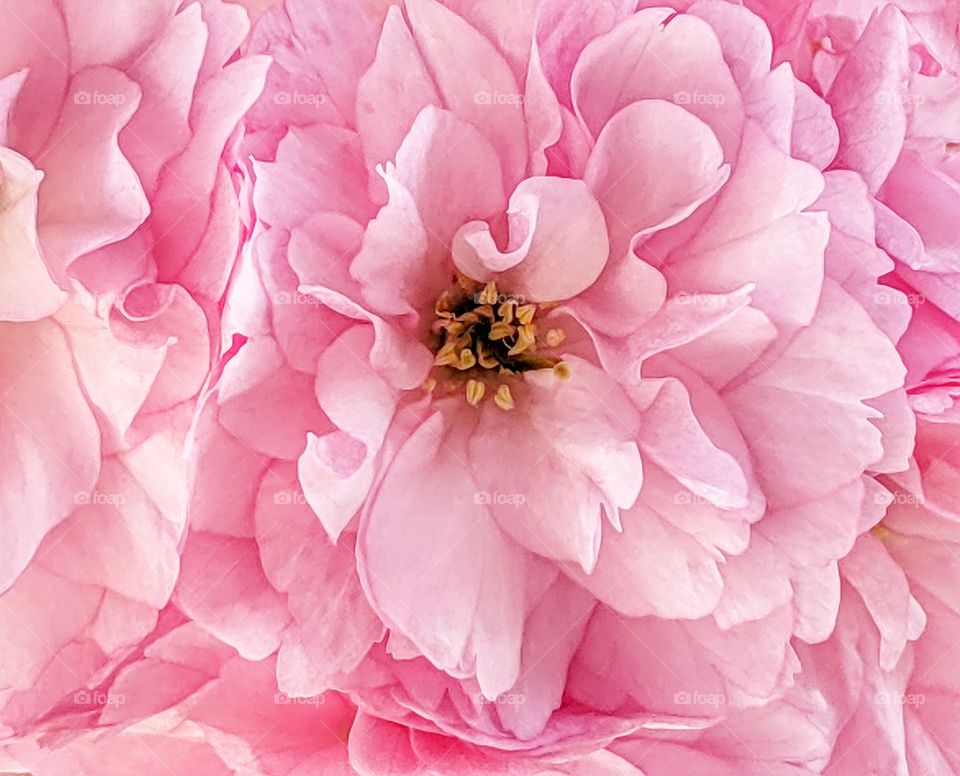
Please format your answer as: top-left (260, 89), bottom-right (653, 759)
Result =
top-left (598, 3), bottom-right (960, 774)
top-left (0, 0), bottom-right (267, 738)
top-left (184, 0), bottom-right (916, 765)
top-left (4, 0), bottom-right (960, 774)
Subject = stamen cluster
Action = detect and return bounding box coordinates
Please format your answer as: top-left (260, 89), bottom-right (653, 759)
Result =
top-left (427, 278), bottom-right (568, 409)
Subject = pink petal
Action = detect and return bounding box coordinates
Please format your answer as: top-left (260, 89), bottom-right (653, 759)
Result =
top-left (0, 320), bottom-right (100, 594)
top-left (405, 0), bottom-right (528, 188)
top-left (300, 325), bottom-right (398, 542)
top-left (827, 5), bottom-right (910, 192)
top-left (359, 411), bottom-right (525, 699)
top-left (299, 284), bottom-right (433, 391)
top-left (174, 530), bottom-right (289, 661)
top-left (391, 106), bottom-right (506, 260)
top-left (0, 1), bottom-right (69, 158)
top-left (218, 336), bottom-right (327, 460)
top-left (727, 281), bottom-right (905, 506)
top-left (37, 67), bottom-right (149, 278)
top-left (634, 378), bottom-right (749, 510)
top-left (453, 176), bottom-right (609, 301)
top-left (255, 464), bottom-right (384, 695)
top-left (356, 6), bottom-right (440, 172)
top-left (535, 0), bottom-right (635, 107)
top-left (58, 0), bottom-right (179, 70)
top-left (584, 100), bottom-right (729, 255)
top-left (669, 122), bottom-right (828, 327)
top-left (572, 9), bottom-right (744, 158)
top-left (0, 149), bottom-right (66, 321)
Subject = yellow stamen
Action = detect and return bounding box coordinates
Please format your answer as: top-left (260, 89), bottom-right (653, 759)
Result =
top-left (498, 301), bottom-right (515, 323)
top-left (507, 324), bottom-right (536, 356)
top-left (476, 341), bottom-right (498, 369)
top-left (488, 321), bottom-right (515, 341)
top-left (465, 379), bottom-right (485, 406)
top-left (517, 304), bottom-right (537, 326)
top-left (494, 384), bottom-right (515, 411)
top-left (479, 281), bottom-right (498, 305)
top-left (545, 328), bottom-right (566, 348)
top-left (457, 348), bottom-right (477, 370)
top-left (433, 340), bottom-right (461, 366)
top-left (553, 362), bottom-right (571, 380)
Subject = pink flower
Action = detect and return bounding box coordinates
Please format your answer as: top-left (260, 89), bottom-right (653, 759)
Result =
top-left (6, 0), bottom-right (960, 773)
top-left (0, 0), bottom-right (267, 734)
top-left (183, 0), bottom-right (913, 763)
top-left (1, 622), bottom-right (360, 775)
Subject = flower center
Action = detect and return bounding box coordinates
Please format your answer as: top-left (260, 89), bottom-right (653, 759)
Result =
top-left (425, 277), bottom-right (568, 410)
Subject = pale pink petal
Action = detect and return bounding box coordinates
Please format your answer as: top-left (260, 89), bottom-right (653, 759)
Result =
top-left (0, 320), bottom-right (100, 594)
top-left (217, 336), bottom-right (327, 460)
top-left (256, 464), bottom-right (384, 696)
top-left (535, 0), bottom-right (635, 107)
top-left (359, 411), bottom-right (526, 700)
top-left (0, 149), bottom-right (66, 321)
top-left (572, 9), bottom-right (745, 158)
top-left (584, 99), bottom-right (729, 255)
top-left (300, 284), bottom-right (433, 390)
top-left (300, 325), bottom-right (397, 542)
top-left (391, 106), bottom-right (507, 259)
top-left (58, 0), bottom-right (179, 70)
top-left (668, 122), bottom-right (828, 327)
top-left (827, 5), bottom-right (910, 192)
top-left (174, 530), bottom-right (290, 661)
top-left (453, 176), bottom-right (609, 301)
top-left (37, 67), bottom-right (149, 278)
top-left (356, 6), bottom-right (441, 172)
top-left (633, 378), bottom-right (749, 510)
top-left (405, 0), bottom-right (528, 188)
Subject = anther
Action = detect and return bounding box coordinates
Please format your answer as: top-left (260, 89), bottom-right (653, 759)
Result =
top-left (494, 384), bottom-right (515, 411)
top-left (545, 328), bottom-right (566, 347)
top-left (457, 349), bottom-right (477, 370)
top-left (479, 281), bottom-right (498, 305)
top-left (466, 379), bottom-right (486, 406)
top-left (516, 304), bottom-right (537, 325)
top-left (488, 321), bottom-right (515, 341)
